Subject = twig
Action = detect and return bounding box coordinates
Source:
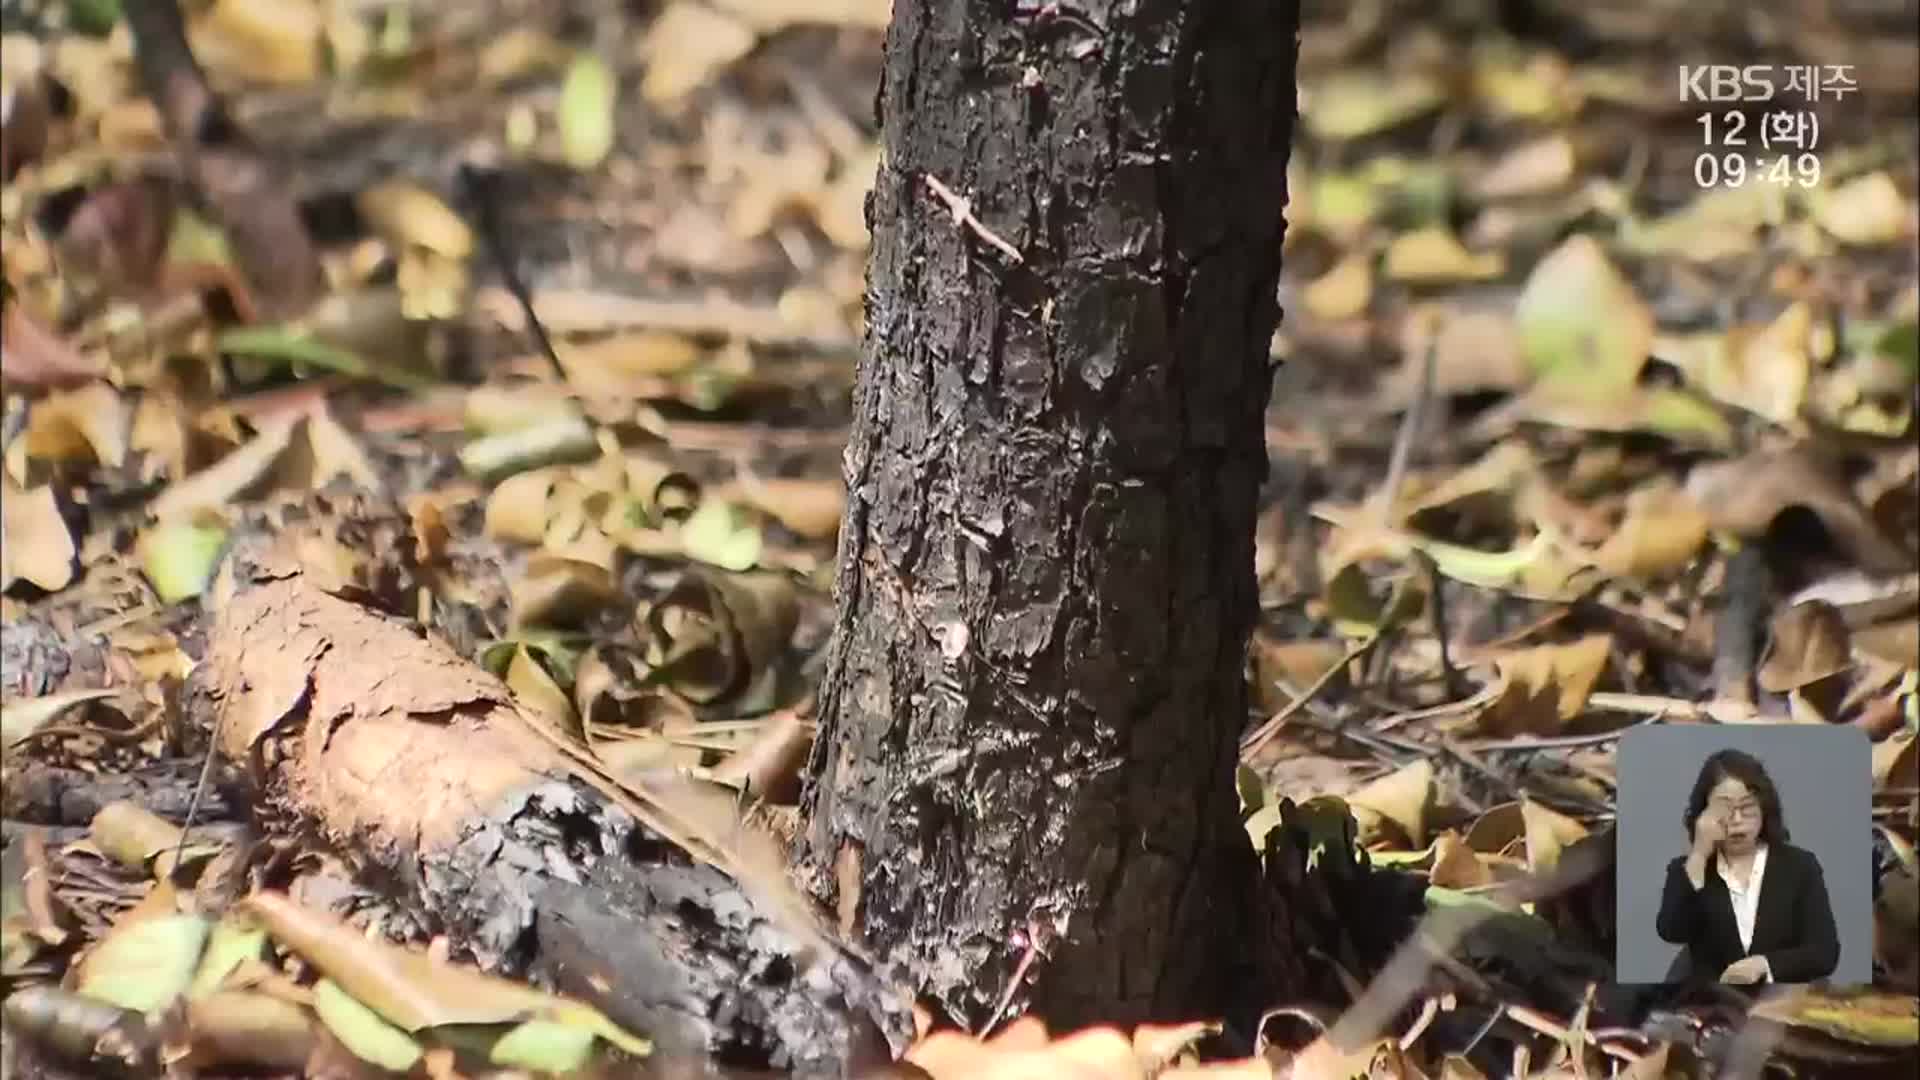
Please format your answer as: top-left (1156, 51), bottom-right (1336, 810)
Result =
top-left (1371, 685), bottom-right (1500, 734)
top-left (470, 286), bottom-right (856, 350)
top-left (979, 914), bottom-right (1054, 1037)
top-left (1398, 995), bottom-right (1439, 1050)
top-left (1239, 635), bottom-right (1378, 760)
top-left (458, 165), bottom-right (566, 381)
top-left (1376, 335), bottom-right (1436, 517)
top-left (1463, 715), bottom-right (1663, 752)
top-left (923, 174), bottom-right (1025, 264)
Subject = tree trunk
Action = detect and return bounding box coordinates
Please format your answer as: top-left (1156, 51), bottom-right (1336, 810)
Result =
top-left (802, 0), bottom-right (1302, 1033)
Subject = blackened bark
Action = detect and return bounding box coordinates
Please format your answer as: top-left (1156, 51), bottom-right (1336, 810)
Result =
top-left (803, 0), bottom-right (1301, 1031)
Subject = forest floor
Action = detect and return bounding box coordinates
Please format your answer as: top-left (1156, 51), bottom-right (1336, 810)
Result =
top-left (2, 1), bottom-right (1918, 1077)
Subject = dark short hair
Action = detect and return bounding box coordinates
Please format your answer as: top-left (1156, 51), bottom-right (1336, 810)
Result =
top-left (1683, 748), bottom-right (1789, 846)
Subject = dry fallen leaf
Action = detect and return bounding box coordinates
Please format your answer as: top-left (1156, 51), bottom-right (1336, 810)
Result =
top-left (1811, 172), bottom-right (1915, 247)
top-left (1519, 795), bottom-right (1587, 877)
top-left (1515, 234), bottom-right (1652, 392)
top-left (640, 4), bottom-right (757, 106)
top-left (1475, 635), bottom-right (1611, 738)
top-left (1302, 254), bottom-right (1374, 321)
top-left (0, 477), bottom-right (77, 593)
top-left (1, 302), bottom-right (109, 390)
top-left (1382, 227), bottom-right (1504, 283)
top-left (23, 381), bottom-right (130, 469)
top-left (1687, 448), bottom-right (1914, 575)
top-left (1757, 601), bottom-right (1853, 694)
top-left (1473, 133), bottom-right (1576, 200)
top-left (1346, 759), bottom-right (1434, 849)
top-left (1588, 483), bottom-right (1709, 580)
top-left (1657, 300), bottom-right (1818, 425)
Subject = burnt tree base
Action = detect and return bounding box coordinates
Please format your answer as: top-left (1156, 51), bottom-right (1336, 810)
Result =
top-left (803, 0), bottom-right (1304, 1036)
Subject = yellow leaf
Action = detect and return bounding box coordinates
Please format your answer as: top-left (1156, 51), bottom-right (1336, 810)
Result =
top-left (1303, 254), bottom-right (1373, 320)
top-left (1347, 759), bottom-right (1433, 849)
top-left (355, 179), bottom-right (473, 259)
top-left (639, 4), bottom-right (756, 106)
top-left (1812, 172), bottom-right (1915, 247)
top-left (1477, 635), bottom-right (1612, 738)
top-left (1383, 228), bottom-right (1504, 283)
top-left (1520, 794), bottom-right (1587, 877)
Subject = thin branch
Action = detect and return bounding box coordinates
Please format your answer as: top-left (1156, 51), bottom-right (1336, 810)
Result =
top-left (923, 174), bottom-right (1025, 264)
top-left (1240, 635), bottom-right (1378, 760)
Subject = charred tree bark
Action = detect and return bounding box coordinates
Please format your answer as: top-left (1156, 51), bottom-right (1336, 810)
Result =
top-left (803, 0), bottom-right (1301, 1032)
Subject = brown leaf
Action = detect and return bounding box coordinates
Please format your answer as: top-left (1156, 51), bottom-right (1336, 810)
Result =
top-left (1287, 1036), bottom-right (1417, 1080)
top-left (483, 468), bottom-right (560, 545)
top-left (1758, 601), bottom-right (1853, 693)
top-left (1475, 635), bottom-right (1611, 738)
top-left (1658, 301), bottom-right (1819, 426)
top-left (1463, 801), bottom-right (1525, 856)
top-left (718, 473), bottom-right (847, 541)
top-left (1687, 448), bottom-right (1914, 575)
top-left (88, 802), bottom-right (185, 872)
top-left (509, 554), bottom-right (618, 630)
top-left (239, 893), bottom-right (614, 1034)
top-left (1473, 133), bottom-right (1576, 200)
top-left (1874, 734), bottom-right (1917, 791)
top-left (1, 303), bottom-right (108, 391)
top-left (58, 179), bottom-right (177, 293)
top-left (1589, 483), bottom-right (1709, 580)
top-left (1429, 831), bottom-right (1494, 889)
top-left (148, 416), bottom-right (301, 520)
top-left (1132, 1020), bottom-right (1217, 1074)
top-left (23, 382), bottom-right (131, 469)
top-left (710, 708), bottom-right (813, 805)
top-left (0, 478), bottom-right (78, 593)
top-left (182, 991), bottom-right (315, 1071)
top-left (906, 1022), bottom-right (1143, 1079)
top-left (504, 646), bottom-right (577, 731)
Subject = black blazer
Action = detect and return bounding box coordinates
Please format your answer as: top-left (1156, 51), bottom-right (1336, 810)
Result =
top-left (1655, 842), bottom-right (1839, 984)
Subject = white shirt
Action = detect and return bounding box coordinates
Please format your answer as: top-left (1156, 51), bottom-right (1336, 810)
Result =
top-left (1717, 843), bottom-right (1772, 981)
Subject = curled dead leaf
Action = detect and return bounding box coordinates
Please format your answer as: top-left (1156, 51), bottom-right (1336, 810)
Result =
top-left (1758, 601), bottom-right (1853, 694)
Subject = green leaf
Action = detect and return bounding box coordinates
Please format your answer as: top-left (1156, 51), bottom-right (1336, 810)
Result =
top-left (65, 0), bottom-right (122, 36)
top-left (190, 916), bottom-right (267, 998)
top-left (216, 327), bottom-right (429, 390)
top-left (77, 913), bottom-right (211, 1015)
top-left (560, 53), bottom-right (618, 171)
top-left (138, 518), bottom-right (229, 604)
top-left (681, 499), bottom-right (762, 572)
top-left (1877, 322), bottom-right (1919, 383)
top-left (1515, 235), bottom-right (1652, 391)
top-left (1236, 764), bottom-right (1267, 817)
top-left (1412, 531), bottom-right (1550, 591)
top-left (311, 979), bottom-right (423, 1072)
top-left (491, 1018), bottom-right (598, 1072)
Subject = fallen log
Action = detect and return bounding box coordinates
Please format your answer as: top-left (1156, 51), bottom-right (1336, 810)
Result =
top-left (192, 538), bottom-right (908, 1076)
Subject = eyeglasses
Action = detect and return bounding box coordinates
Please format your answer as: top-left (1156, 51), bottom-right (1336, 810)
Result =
top-left (1711, 801), bottom-right (1762, 820)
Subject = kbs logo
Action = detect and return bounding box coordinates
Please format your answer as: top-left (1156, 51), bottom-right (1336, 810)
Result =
top-left (1679, 65), bottom-right (1775, 103)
